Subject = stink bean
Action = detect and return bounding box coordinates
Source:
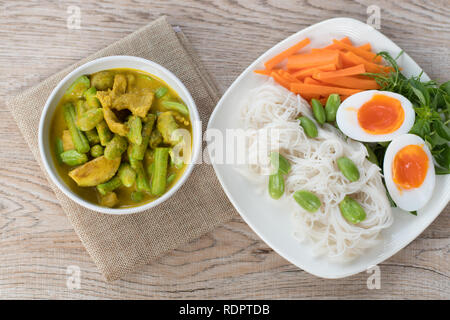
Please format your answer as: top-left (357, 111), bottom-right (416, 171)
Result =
top-left (325, 94), bottom-right (341, 122)
top-left (298, 116), bottom-right (318, 138)
top-left (268, 172), bottom-right (284, 199)
top-left (293, 190), bottom-right (321, 212)
top-left (339, 196), bottom-right (366, 224)
top-left (337, 157), bottom-right (360, 182)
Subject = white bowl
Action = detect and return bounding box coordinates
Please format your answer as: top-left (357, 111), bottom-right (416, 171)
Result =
top-left (39, 56), bottom-right (201, 214)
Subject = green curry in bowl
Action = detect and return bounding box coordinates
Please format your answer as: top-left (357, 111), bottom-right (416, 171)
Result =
top-left (51, 68), bottom-right (192, 208)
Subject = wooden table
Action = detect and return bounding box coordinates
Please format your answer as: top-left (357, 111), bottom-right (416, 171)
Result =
top-left (0, 0), bottom-right (448, 299)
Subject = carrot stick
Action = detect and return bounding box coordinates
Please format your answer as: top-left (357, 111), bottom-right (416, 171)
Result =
top-left (253, 69), bottom-right (271, 76)
top-left (333, 39), bottom-right (382, 63)
top-left (278, 69), bottom-right (300, 83)
top-left (316, 76), bottom-right (380, 90)
top-left (304, 77), bottom-right (321, 85)
top-left (291, 63), bottom-right (336, 79)
top-left (357, 43), bottom-right (371, 51)
top-left (300, 93), bottom-right (321, 100)
top-left (323, 36), bottom-right (352, 50)
top-left (341, 52), bottom-right (388, 73)
top-left (287, 51), bottom-right (340, 70)
top-left (264, 38), bottom-right (310, 70)
top-left (314, 64), bottom-right (366, 80)
top-left (271, 71), bottom-right (291, 89)
top-left (290, 83), bottom-right (362, 96)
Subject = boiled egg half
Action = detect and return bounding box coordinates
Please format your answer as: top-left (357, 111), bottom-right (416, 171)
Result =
top-left (336, 90), bottom-right (415, 142)
top-left (383, 134), bottom-right (435, 211)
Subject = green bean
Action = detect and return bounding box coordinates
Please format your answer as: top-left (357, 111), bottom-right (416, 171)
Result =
top-left (139, 74), bottom-right (153, 82)
top-left (293, 190), bottom-right (321, 212)
top-left (91, 71), bottom-right (114, 91)
top-left (151, 148), bottom-right (170, 196)
top-left (126, 115), bottom-right (143, 146)
top-left (130, 115), bottom-right (156, 161)
top-left (55, 137), bottom-right (64, 164)
top-left (104, 134), bottom-right (128, 160)
top-left (83, 87), bottom-right (101, 109)
top-left (75, 100), bottom-right (88, 118)
top-left (63, 102), bottom-right (90, 154)
top-left (85, 128), bottom-right (100, 145)
top-left (160, 100), bottom-right (189, 116)
top-left (60, 149), bottom-right (88, 166)
top-left (144, 149), bottom-right (154, 166)
top-left (149, 128), bottom-right (163, 149)
top-left (365, 144), bottom-right (379, 166)
top-left (147, 162), bottom-right (154, 180)
top-left (76, 108), bottom-right (104, 131)
top-left (96, 120), bottom-right (113, 146)
top-left (268, 172), bottom-right (284, 199)
top-left (65, 75), bottom-right (90, 99)
top-left (325, 94), bottom-right (341, 123)
top-left (90, 144), bottom-right (104, 158)
top-left (131, 191), bottom-right (144, 203)
top-left (298, 116), bottom-right (318, 138)
top-left (155, 87), bottom-right (168, 99)
top-left (118, 163), bottom-right (136, 188)
top-left (97, 176), bottom-right (122, 196)
top-left (337, 157), bottom-right (360, 182)
top-left (311, 99), bottom-right (326, 125)
top-left (339, 196), bottom-right (366, 224)
top-left (130, 158), bottom-right (151, 192)
top-left (167, 173), bottom-right (176, 184)
top-left (270, 151), bottom-right (291, 175)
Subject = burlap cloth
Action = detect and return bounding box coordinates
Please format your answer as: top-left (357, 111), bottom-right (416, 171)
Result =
top-left (5, 16), bottom-right (236, 281)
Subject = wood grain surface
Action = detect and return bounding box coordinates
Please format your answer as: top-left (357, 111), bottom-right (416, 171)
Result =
top-left (0, 0), bottom-right (449, 299)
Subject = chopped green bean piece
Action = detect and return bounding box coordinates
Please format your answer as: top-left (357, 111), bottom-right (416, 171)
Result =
top-left (65, 75), bottom-right (90, 99)
top-left (96, 120), bottom-right (113, 146)
top-left (63, 102), bottom-right (90, 154)
top-left (130, 158), bottom-right (151, 192)
top-left (155, 87), bottom-right (168, 99)
top-left (130, 114), bottom-right (156, 161)
top-left (167, 173), bottom-right (176, 185)
top-left (84, 87), bottom-right (101, 109)
top-left (60, 150), bottom-right (88, 166)
top-left (151, 148), bottom-right (170, 196)
top-left (85, 128), bottom-right (100, 145)
top-left (161, 100), bottom-right (189, 116)
top-left (104, 134), bottom-right (128, 160)
top-left (118, 163), bottom-right (136, 188)
top-left (90, 144), bottom-right (104, 158)
top-left (55, 137), bottom-right (64, 164)
top-left (131, 191), bottom-right (144, 202)
top-left (76, 108), bottom-right (104, 131)
top-left (97, 176), bottom-right (122, 196)
top-left (149, 128), bottom-right (163, 149)
top-left (126, 115), bottom-right (143, 145)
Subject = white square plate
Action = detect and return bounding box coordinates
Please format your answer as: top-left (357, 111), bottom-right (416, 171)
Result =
top-left (207, 17), bottom-right (450, 278)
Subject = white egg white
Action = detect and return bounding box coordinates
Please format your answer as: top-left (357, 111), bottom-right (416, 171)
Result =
top-left (383, 134), bottom-right (435, 212)
top-left (336, 90), bottom-right (415, 142)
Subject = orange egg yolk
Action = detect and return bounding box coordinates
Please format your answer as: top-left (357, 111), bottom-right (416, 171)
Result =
top-left (357, 94), bottom-right (405, 134)
top-left (392, 144), bottom-right (429, 190)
